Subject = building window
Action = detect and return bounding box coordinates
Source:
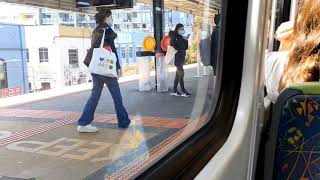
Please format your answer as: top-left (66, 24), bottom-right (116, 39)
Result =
top-left (39, 48), bottom-right (49, 63)
top-left (26, 49), bottom-right (29, 62)
top-left (128, 47), bottom-right (133, 58)
top-left (141, 13), bottom-right (146, 22)
top-left (68, 49), bottom-right (79, 68)
top-left (41, 82), bottom-right (51, 91)
top-left (59, 13), bottom-right (74, 26)
top-left (120, 47), bottom-right (126, 59)
top-left (0, 59), bottom-right (8, 89)
top-left (127, 14), bottom-right (132, 21)
top-left (76, 14), bottom-right (86, 28)
top-left (133, 12), bottom-right (138, 18)
top-left (142, 24), bottom-right (147, 28)
top-left (146, 13), bottom-right (151, 22)
top-left (114, 24), bottom-right (120, 30)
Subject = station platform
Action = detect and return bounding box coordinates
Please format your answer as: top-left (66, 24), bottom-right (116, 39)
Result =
top-left (0, 67), bottom-right (214, 180)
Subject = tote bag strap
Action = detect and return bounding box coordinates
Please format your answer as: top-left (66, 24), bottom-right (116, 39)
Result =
top-left (99, 29), bottom-right (106, 48)
top-left (100, 28), bottom-right (113, 54)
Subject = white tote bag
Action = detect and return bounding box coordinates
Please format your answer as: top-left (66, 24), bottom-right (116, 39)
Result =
top-left (164, 45), bottom-right (177, 65)
top-left (89, 29), bottom-right (118, 78)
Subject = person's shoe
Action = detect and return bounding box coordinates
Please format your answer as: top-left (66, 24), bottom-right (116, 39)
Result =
top-left (171, 91), bottom-right (181, 97)
top-left (181, 92), bottom-right (191, 97)
top-left (77, 124), bottom-right (98, 133)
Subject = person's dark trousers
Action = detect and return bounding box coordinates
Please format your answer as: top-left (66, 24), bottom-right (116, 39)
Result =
top-left (173, 64), bottom-right (186, 93)
top-left (78, 73), bottom-right (130, 128)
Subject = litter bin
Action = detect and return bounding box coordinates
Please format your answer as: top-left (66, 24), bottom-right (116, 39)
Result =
top-left (136, 51), bottom-right (154, 91)
top-left (156, 53), bottom-right (169, 92)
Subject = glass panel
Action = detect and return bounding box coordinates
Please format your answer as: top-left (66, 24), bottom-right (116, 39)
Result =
top-left (68, 49), bottom-right (79, 68)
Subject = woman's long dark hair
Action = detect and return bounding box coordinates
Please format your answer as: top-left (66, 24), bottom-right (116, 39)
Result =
top-left (95, 9), bottom-right (112, 26)
top-left (174, 23), bottom-right (184, 36)
top-left (279, 0), bottom-right (320, 90)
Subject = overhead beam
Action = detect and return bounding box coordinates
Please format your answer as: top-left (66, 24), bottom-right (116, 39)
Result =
top-left (0, 0), bottom-right (220, 18)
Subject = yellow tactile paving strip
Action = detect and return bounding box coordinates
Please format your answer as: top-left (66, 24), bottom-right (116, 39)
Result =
top-left (0, 108), bottom-right (188, 129)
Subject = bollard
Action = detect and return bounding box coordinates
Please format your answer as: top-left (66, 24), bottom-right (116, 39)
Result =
top-left (156, 53), bottom-right (169, 92)
top-left (136, 51), bottom-right (154, 91)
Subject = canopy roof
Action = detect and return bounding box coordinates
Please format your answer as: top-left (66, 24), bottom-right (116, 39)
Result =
top-left (0, 0), bottom-right (220, 18)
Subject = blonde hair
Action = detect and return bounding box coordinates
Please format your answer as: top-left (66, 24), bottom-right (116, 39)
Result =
top-left (279, 0), bottom-right (320, 91)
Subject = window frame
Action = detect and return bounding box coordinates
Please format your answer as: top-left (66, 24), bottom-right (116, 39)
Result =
top-left (136, 0), bottom-right (248, 179)
top-left (39, 47), bottom-right (49, 63)
top-left (68, 49), bottom-right (79, 68)
top-left (114, 24), bottom-right (120, 30)
top-left (120, 47), bottom-right (126, 59)
top-left (128, 47), bottom-right (133, 58)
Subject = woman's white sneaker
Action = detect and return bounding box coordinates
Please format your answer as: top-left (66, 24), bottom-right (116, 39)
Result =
top-left (181, 92), bottom-right (191, 97)
top-left (171, 91), bottom-right (181, 96)
top-left (77, 124), bottom-right (98, 133)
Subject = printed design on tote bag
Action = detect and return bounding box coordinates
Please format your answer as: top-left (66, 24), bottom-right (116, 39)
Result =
top-left (89, 29), bottom-right (117, 77)
top-left (98, 56), bottom-right (114, 70)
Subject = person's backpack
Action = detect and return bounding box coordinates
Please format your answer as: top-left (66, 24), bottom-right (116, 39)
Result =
top-left (199, 37), bottom-right (211, 66)
top-left (210, 26), bottom-right (220, 70)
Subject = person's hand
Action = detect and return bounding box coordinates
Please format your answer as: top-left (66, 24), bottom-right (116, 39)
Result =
top-left (183, 34), bottom-right (190, 40)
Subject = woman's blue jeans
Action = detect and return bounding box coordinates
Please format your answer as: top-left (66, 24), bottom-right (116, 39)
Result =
top-left (78, 73), bottom-right (130, 128)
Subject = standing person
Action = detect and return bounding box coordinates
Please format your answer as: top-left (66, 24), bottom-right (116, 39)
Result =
top-left (210, 14), bottom-right (220, 76)
top-left (170, 23), bottom-right (191, 97)
top-left (266, 0), bottom-right (320, 102)
top-left (79, 9), bottom-right (131, 132)
top-left (265, 21), bottom-right (294, 103)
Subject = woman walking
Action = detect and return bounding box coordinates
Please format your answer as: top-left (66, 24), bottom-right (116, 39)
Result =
top-left (78, 9), bottom-right (131, 132)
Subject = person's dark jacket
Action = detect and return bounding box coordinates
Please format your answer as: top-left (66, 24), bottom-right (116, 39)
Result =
top-left (84, 24), bottom-right (121, 70)
top-left (170, 33), bottom-right (188, 66)
top-left (210, 25), bottom-right (220, 72)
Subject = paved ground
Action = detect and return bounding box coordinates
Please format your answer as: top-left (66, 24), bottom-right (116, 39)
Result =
top-left (0, 67), bottom-right (215, 180)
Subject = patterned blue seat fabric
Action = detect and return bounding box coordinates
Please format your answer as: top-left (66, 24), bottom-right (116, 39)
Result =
top-left (274, 95), bottom-right (320, 180)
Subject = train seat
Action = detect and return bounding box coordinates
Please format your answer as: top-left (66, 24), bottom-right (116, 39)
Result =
top-left (264, 82), bottom-right (320, 180)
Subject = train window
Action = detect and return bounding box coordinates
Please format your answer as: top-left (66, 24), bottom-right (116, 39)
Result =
top-left (0, 0), bottom-right (247, 179)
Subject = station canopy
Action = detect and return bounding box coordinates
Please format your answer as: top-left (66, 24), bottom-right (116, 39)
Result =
top-left (0, 0), bottom-right (220, 19)
top-left (138, 0), bottom-right (219, 19)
